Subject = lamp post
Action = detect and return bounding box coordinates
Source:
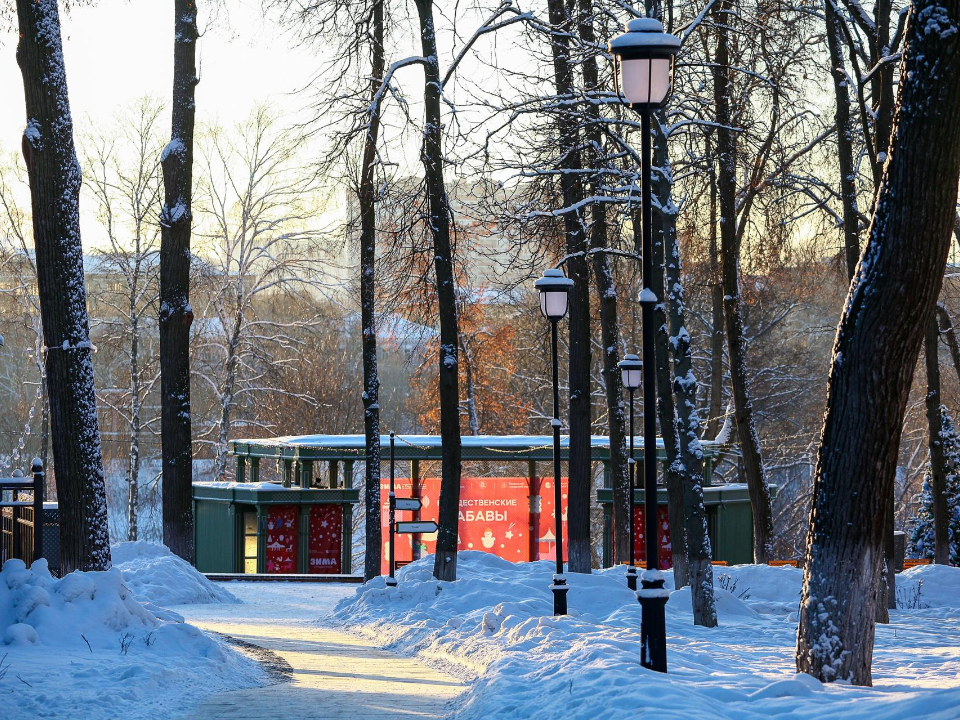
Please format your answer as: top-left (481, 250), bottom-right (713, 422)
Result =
top-left (609, 16), bottom-right (680, 673)
top-left (535, 267), bottom-right (574, 616)
top-left (618, 353), bottom-right (642, 591)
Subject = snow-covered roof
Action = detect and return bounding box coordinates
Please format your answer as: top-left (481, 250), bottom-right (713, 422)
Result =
top-left (232, 433), bottom-right (729, 452)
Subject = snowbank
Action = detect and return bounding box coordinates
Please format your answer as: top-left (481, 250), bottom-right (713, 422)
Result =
top-left (1, 559), bottom-right (261, 719)
top-left (113, 541), bottom-right (240, 606)
top-left (898, 563), bottom-right (960, 609)
top-left (331, 552), bottom-right (960, 720)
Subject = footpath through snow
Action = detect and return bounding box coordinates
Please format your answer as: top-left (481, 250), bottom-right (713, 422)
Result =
top-left (332, 552), bottom-right (960, 720)
top-left (177, 582), bottom-right (466, 720)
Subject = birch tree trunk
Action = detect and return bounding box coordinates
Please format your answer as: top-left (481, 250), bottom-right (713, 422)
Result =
top-left (713, 0), bottom-right (773, 562)
top-left (360, 0), bottom-right (385, 582)
top-left (924, 312), bottom-right (952, 565)
top-left (160, 0), bottom-right (198, 563)
top-left (546, 0), bottom-right (591, 574)
top-left (797, 1), bottom-right (960, 684)
top-left (414, 0), bottom-right (463, 583)
top-left (128, 307), bottom-right (142, 541)
top-left (15, 0), bottom-right (111, 573)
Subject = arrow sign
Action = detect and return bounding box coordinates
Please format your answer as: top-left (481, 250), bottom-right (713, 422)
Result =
top-left (396, 521), bottom-right (438, 535)
top-left (394, 497), bottom-right (422, 512)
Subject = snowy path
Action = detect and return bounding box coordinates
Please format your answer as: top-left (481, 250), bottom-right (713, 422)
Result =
top-left (175, 582), bottom-right (466, 720)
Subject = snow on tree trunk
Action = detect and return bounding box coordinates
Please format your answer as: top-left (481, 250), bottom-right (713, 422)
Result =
top-left (796, 1), bottom-right (960, 684)
top-left (661, 161), bottom-right (718, 627)
top-left (546, 0), bottom-right (592, 575)
top-left (649, 119), bottom-right (689, 589)
top-left (713, 0), bottom-right (773, 563)
top-left (15, 0), bottom-right (111, 573)
top-left (578, 0), bottom-right (628, 567)
top-left (414, 0), bottom-right (463, 583)
top-left (924, 312), bottom-right (952, 565)
top-left (360, 0), bottom-right (385, 582)
top-left (160, 0), bottom-right (198, 563)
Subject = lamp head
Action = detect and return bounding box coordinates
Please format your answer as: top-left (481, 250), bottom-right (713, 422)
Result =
top-left (618, 353), bottom-right (643, 390)
top-left (609, 18), bottom-right (680, 111)
top-left (534, 268), bottom-right (574, 320)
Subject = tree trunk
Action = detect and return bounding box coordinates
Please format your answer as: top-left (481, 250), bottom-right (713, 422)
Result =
top-left (414, 0), bottom-right (463, 583)
top-left (649, 130), bottom-right (689, 587)
top-left (360, 0), bottom-right (385, 582)
top-left (160, 0), bottom-right (198, 563)
top-left (579, 0), bottom-right (628, 566)
top-left (713, 0), bottom-right (773, 562)
top-left (459, 333), bottom-right (481, 436)
top-left (936, 303), bottom-right (960, 387)
top-left (546, 0), bottom-right (591, 574)
top-left (796, 3), bottom-right (960, 684)
top-left (15, 0), bottom-right (111, 573)
top-left (128, 310), bottom-right (141, 542)
top-left (825, 0), bottom-right (863, 278)
top-left (706, 156), bottom-right (725, 441)
top-left (661, 158), bottom-right (718, 627)
top-left (924, 312), bottom-right (952, 565)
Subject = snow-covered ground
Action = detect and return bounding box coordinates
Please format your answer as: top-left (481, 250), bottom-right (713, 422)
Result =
top-left (330, 552), bottom-right (960, 720)
top-left (0, 546), bottom-right (262, 720)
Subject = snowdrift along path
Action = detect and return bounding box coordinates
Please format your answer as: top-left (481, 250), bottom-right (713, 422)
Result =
top-left (332, 553), bottom-right (960, 720)
top-left (176, 582), bottom-right (466, 720)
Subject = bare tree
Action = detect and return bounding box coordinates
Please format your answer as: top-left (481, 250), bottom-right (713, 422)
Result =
top-left (160, 0), bottom-right (199, 562)
top-left (797, 0), bottom-right (960, 684)
top-left (82, 99), bottom-right (164, 542)
top-left (923, 313), bottom-right (951, 564)
top-left (192, 110), bottom-right (334, 480)
top-left (15, 0), bottom-right (110, 572)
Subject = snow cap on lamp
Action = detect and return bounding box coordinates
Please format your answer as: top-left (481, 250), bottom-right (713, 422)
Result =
top-left (535, 268), bottom-right (574, 320)
top-left (609, 18), bottom-right (681, 110)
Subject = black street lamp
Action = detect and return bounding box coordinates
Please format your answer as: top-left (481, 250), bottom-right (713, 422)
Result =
top-left (609, 16), bottom-right (680, 674)
top-left (617, 353), bottom-right (642, 591)
top-left (535, 267), bottom-right (574, 616)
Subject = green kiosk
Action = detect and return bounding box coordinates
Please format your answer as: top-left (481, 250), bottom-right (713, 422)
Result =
top-left (193, 434), bottom-right (761, 575)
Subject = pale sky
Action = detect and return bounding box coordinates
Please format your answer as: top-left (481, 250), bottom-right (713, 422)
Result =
top-left (0, 0), bottom-right (318, 160)
top-left (0, 0), bottom-right (336, 249)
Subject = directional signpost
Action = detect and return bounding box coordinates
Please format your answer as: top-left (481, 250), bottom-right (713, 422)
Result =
top-left (386, 433), bottom-right (436, 586)
top-left (396, 521), bottom-right (438, 534)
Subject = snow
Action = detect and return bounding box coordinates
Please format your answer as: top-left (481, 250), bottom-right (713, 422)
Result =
top-left (0, 558), bottom-right (262, 719)
top-left (330, 553), bottom-right (960, 720)
top-left (235, 433), bottom-right (728, 452)
top-left (112, 542), bottom-right (240, 606)
top-left (194, 480), bottom-right (289, 490)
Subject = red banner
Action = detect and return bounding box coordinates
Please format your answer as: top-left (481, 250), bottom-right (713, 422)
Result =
top-left (308, 505), bottom-right (342, 574)
top-left (265, 505), bottom-right (298, 573)
top-left (532, 477), bottom-right (569, 564)
top-left (633, 504), bottom-right (672, 568)
top-left (380, 476), bottom-right (568, 574)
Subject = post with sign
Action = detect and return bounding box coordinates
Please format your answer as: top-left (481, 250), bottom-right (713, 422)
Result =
top-left (386, 432), bottom-right (398, 587)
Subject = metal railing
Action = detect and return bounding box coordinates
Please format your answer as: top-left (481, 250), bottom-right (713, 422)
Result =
top-left (0, 459), bottom-right (45, 566)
